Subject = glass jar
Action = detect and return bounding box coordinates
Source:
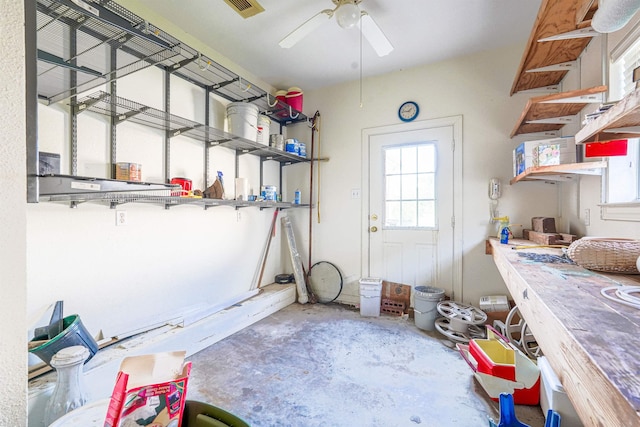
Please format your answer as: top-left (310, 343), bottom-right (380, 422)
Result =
top-left (43, 345), bottom-right (90, 426)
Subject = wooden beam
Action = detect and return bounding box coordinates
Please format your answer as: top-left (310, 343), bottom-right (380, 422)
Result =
top-left (490, 239), bottom-right (640, 426)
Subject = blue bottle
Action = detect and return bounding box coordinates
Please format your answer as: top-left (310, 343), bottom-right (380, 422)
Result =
top-left (294, 189), bottom-right (301, 205)
top-left (500, 226), bottom-right (510, 244)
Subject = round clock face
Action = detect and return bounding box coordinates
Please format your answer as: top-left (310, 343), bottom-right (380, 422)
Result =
top-left (399, 101), bottom-right (419, 122)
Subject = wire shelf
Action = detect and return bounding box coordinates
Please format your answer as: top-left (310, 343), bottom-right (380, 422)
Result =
top-left (36, 0), bottom-right (308, 124)
top-left (73, 91), bottom-right (310, 164)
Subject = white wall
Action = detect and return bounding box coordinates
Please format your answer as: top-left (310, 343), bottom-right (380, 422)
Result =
top-left (28, 60), bottom-right (296, 353)
top-left (285, 43), bottom-right (561, 307)
top-left (559, 17), bottom-right (640, 240)
top-left (1, 1), bottom-right (28, 425)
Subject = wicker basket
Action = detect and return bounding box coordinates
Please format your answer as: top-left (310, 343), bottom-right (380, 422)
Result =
top-left (566, 238), bottom-right (640, 274)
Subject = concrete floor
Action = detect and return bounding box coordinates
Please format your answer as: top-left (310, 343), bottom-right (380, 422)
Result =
top-left (186, 302), bottom-right (545, 427)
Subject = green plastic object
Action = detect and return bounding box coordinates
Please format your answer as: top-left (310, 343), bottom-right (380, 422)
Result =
top-left (182, 400), bottom-right (250, 427)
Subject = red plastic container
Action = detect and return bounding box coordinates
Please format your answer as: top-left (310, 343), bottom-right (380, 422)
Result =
top-left (170, 177), bottom-right (192, 196)
top-left (285, 87), bottom-right (303, 112)
top-left (585, 139), bottom-right (628, 157)
top-left (466, 329), bottom-right (540, 405)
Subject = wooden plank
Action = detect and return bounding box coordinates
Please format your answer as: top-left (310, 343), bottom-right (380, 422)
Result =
top-left (510, 161), bottom-right (607, 184)
top-left (511, 0), bottom-right (595, 94)
top-left (525, 230), bottom-right (564, 245)
top-left (490, 239), bottom-right (640, 426)
top-left (532, 217), bottom-right (556, 233)
top-left (511, 86), bottom-right (607, 137)
top-left (576, 0), bottom-right (597, 24)
top-left (576, 88), bottom-right (640, 143)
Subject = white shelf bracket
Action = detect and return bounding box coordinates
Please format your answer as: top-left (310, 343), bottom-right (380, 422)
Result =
top-left (538, 27), bottom-right (599, 42)
top-left (517, 85), bottom-right (560, 95)
top-left (511, 131), bottom-right (561, 140)
top-left (526, 61), bottom-right (577, 73)
top-left (540, 93), bottom-right (605, 104)
top-left (527, 115), bottom-right (578, 125)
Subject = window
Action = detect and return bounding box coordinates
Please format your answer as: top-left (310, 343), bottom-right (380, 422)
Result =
top-left (383, 143), bottom-right (436, 228)
top-left (603, 29), bottom-right (640, 220)
top-left (606, 139), bottom-right (639, 203)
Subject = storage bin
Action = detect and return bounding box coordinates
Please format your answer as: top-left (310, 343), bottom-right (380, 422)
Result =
top-left (539, 356), bottom-right (583, 427)
top-left (359, 278), bottom-right (382, 317)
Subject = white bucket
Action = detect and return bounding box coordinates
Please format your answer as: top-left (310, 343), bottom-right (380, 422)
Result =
top-left (256, 114), bottom-right (270, 145)
top-left (226, 102), bottom-right (259, 141)
top-left (359, 277), bottom-right (382, 317)
top-left (413, 286), bottom-right (445, 331)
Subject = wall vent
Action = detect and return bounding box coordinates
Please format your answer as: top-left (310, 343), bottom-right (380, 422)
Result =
top-left (223, 0), bottom-right (265, 19)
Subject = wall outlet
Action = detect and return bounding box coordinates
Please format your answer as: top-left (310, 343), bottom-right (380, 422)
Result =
top-left (584, 208), bottom-right (590, 226)
top-left (116, 210), bottom-right (127, 226)
top-left (351, 188), bottom-right (361, 199)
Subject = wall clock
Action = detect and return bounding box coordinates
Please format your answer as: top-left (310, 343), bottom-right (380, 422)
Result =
top-left (398, 101), bottom-right (419, 122)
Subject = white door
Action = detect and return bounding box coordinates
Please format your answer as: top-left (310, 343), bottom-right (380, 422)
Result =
top-left (363, 117), bottom-right (462, 300)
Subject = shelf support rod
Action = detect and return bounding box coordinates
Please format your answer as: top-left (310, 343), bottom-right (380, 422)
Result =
top-left (109, 45), bottom-right (117, 179)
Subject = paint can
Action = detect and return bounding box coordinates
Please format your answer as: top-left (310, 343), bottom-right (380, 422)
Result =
top-left (413, 286), bottom-right (445, 331)
top-left (226, 102), bottom-right (259, 141)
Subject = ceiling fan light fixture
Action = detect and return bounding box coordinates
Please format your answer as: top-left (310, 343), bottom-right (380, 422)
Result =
top-left (336, 1), bottom-right (360, 29)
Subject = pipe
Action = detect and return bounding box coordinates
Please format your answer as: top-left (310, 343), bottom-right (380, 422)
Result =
top-left (592, 0), bottom-right (640, 33)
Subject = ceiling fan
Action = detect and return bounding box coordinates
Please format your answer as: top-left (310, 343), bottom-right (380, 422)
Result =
top-left (279, 0), bottom-right (394, 57)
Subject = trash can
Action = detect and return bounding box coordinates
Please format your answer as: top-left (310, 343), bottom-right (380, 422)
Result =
top-left (413, 286), bottom-right (445, 331)
top-left (359, 278), bottom-right (382, 317)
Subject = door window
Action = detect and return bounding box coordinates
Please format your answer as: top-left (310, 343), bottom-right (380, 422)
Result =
top-left (383, 143), bottom-right (436, 228)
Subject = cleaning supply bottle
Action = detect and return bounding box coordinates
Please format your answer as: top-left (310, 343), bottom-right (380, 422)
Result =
top-left (500, 225), bottom-right (510, 244)
top-left (294, 189), bottom-right (301, 205)
top-left (494, 216), bottom-right (511, 244)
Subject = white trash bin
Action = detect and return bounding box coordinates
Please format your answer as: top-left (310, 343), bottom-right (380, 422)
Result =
top-left (359, 278), bottom-right (382, 317)
top-left (413, 286), bottom-right (445, 331)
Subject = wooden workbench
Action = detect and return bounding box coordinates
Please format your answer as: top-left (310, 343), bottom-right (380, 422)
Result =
top-left (489, 239), bottom-right (640, 426)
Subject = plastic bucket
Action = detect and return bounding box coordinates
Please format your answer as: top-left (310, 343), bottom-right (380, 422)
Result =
top-left (285, 87), bottom-right (303, 112)
top-left (29, 314), bottom-right (99, 366)
top-left (413, 286), bottom-right (445, 331)
top-left (182, 400), bottom-right (250, 427)
top-left (256, 114), bottom-right (270, 145)
top-left (226, 102), bottom-right (259, 141)
top-left (275, 90), bottom-right (287, 102)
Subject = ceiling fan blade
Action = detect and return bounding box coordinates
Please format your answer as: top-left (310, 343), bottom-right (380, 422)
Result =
top-left (279, 9), bottom-right (333, 49)
top-left (360, 12), bottom-right (393, 57)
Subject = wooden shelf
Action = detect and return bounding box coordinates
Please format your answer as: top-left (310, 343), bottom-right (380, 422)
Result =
top-left (510, 161), bottom-right (607, 184)
top-left (576, 87), bottom-right (640, 143)
top-left (511, 86), bottom-right (607, 137)
top-left (511, 0), bottom-right (598, 95)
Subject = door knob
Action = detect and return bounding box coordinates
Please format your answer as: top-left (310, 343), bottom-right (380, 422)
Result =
top-left (371, 214), bottom-right (378, 221)
top-left (370, 226), bottom-right (378, 232)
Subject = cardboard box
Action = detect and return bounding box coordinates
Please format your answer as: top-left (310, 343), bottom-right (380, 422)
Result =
top-left (115, 162), bottom-right (142, 182)
top-left (535, 137), bottom-right (577, 166)
top-left (514, 140), bottom-right (540, 176)
top-left (381, 280), bottom-right (411, 314)
top-left (104, 351), bottom-right (191, 427)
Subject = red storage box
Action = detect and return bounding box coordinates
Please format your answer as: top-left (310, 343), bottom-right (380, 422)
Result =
top-left (458, 327), bottom-right (540, 405)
